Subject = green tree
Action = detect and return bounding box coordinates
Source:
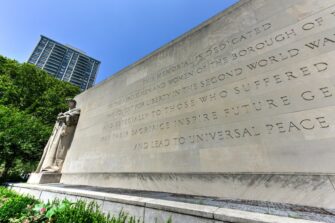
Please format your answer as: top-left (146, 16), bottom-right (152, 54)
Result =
top-left (0, 55), bottom-right (80, 125)
top-left (0, 55), bottom-right (81, 182)
top-left (0, 106), bottom-right (51, 183)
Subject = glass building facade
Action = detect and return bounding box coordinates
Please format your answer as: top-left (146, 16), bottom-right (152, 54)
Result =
top-left (28, 35), bottom-right (100, 91)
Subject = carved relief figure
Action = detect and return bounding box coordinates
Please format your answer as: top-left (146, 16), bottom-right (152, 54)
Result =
top-left (35, 99), bottom-right (80, 173)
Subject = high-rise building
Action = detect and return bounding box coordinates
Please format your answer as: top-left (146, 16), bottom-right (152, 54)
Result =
top-left (28, 35), bottom-right (100, 91)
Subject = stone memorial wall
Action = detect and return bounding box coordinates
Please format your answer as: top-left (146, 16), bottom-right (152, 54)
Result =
top-left (61, 0), bottom-right (335, 209)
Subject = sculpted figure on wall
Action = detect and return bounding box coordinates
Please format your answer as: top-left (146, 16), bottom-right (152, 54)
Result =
top-left (35, 99), bottom-right (80, 173)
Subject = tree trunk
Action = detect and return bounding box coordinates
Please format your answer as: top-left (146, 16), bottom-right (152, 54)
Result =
top-left (0, 157), bottom-right (14, 184)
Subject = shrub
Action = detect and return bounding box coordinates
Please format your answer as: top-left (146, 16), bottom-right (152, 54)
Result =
top-left (54, 200), bottom-right (141, 223)
top-left (0, 187), bottom-right (17, 198)
top-left (0, 191), bottom-right (37, 222)
top-left (0, 187), bottom-right (172, 223)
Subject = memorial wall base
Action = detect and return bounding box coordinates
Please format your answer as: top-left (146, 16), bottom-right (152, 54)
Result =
top-left (61, 172), bottom-right (335, 210)
top-left (28, 172), bottom-right (62, 184)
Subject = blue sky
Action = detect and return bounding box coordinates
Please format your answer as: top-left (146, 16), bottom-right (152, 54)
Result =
top-left (0, 0), bottom-right (237, 83)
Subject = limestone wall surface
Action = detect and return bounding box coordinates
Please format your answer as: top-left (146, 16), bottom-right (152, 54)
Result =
top-left (61, 0), bottom-right (335, 209)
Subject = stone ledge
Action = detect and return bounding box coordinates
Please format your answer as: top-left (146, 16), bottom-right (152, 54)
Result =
top-left (9, 183), bottom-right (324, 223)
top-left (214, 208), bottom-right (322, 223)
top-left (144, 198), bottom-right (219, 218)
top-left (20, 184), bottom-right (147, 206)
top-left (104, 193), bottom-right (147, 206)
top-left (59, 172), bottom-right (335, 210)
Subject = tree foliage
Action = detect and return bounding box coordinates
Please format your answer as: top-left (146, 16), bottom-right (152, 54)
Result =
top-left (0, 55), bottom-right (81, 182)
top-left (0, 55), bottom-right (80, 125)
top-left (0, 106), bottom-right (50, 183)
